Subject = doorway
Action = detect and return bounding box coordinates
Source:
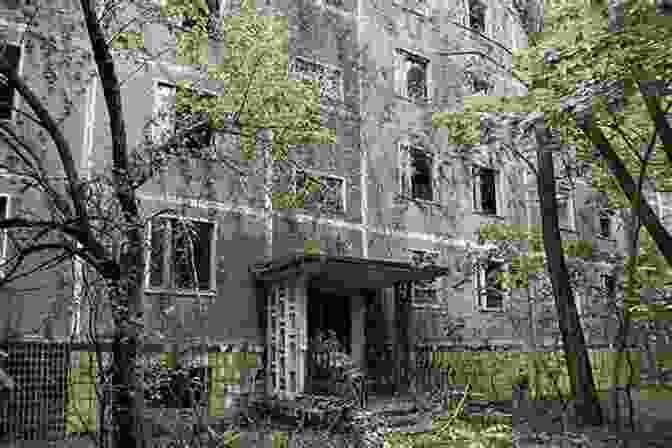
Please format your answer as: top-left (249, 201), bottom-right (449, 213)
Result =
top-left (307, 288), bottom-right (351, 353)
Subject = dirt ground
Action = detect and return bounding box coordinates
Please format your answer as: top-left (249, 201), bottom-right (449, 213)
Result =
top-left (513, 388), bottom-right (672, 447)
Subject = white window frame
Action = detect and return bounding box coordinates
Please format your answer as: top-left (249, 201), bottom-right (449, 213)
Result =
top-left (657, 191), bottom-right (672, 231)
top-left (394, 49), bottom-right (431, 102)
top-left (473, 165), bottom-right (501, 216)
top-left (467, 0), bottom-right (487, 35)
top-left (0, 23), bottom-right (26, 123)
top-left (151, 79), bottom-right (217, 147)
top-left (145, 215), bottom-right (217, 295)
top-left (289, 56), bottom-right (344, 101)
top-left (399, 142), bottom-right (435, 202)
top-left (408, 248), bottom-right (440, 302)
top-left (292, 167), bottom-right (347, 213)
top-left (474, 258), bottom-right (508, 312)
top-left (598, 210), bottom-right (612, 239)
top-left (601, 272), bottom-right (616, 298)
top-left (556, 179), bottom-right (576, 231)
top-left (0, 194), bottom-right (10, 277)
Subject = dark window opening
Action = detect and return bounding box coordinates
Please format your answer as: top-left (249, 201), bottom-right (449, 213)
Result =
top-left (411, 148), bottom-right (433, 201)
top-left (296, 171), bottom-right (345, 213)
top-left (407, 62), bottom-right (427, 100)
top-left (0, 44), bottom-right (21, 121)
top-left (479, 261), bottom-right (504, 311)
top-left (149, 218), bottom-right (213, 291)
top-left (476, 167), bottom-right (497, 215)
top-left (469, 0), bottom-right (486, 33)
top-left (602, 274), bottom-right (616, 298)
top-left (599, 213), bottom-right (611, 238)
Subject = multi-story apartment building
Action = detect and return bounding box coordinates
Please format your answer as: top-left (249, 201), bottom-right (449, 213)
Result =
top-left (0, 0), bottom-right (634, 417)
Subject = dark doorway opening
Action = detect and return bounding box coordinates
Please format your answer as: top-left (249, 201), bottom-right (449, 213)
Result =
top-left (307, 287), bottom-right (351, 353)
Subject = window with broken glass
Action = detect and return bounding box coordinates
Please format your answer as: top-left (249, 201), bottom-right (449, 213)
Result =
top-left (473, 166), bottom-right (498, 215)
top-left (289, 57), bottom-right (343, 100)
top-left (149, 217), bottom-right (215, 292)
top-left (294, 170), bottom-right (345, 213)
top-left (399, 144), bottom-right (435, 202)
top-left (475, 260), bottom-right (505, 312)
top-left (468, 0), bottom-right (486, 33)
top-left (410, 249), bottom-right (439, 303)
top-left (153, 82), bottom-right (215, 150)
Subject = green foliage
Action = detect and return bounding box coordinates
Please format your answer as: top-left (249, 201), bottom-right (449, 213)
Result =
top-left (156, 0), bottom-right (336, 210)
top-left (477, 222), bottom-right (594, 288)
top-left (431, 348), bottom-right (639, 403)
top-left (111, 31), bottom-right (144, 50)
top-left (66, 352), bottom-right (97, 434)
top-left (161, 0), bottom-right (335, 157)
top-left (436, 0), bottom-right (672, 323)
top-left (304, 238), bottom-right (322, 255)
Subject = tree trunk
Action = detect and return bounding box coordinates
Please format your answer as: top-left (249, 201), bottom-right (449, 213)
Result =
top-left (112, 232), bottom-right (147, 448)
top-left (535, 122), bottom-right (604, 427)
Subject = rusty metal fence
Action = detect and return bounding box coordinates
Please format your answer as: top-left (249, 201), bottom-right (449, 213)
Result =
top-left (0, 339), bottom-right (69, 444)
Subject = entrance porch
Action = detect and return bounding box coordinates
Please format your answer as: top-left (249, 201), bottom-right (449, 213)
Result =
top-left (250, 253), bottom-right (450, 403)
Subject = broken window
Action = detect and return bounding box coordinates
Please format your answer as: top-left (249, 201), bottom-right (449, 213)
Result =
top-left (289, 56), bottom-right (343, 100)
top-left (602, 273), bottom-right (616, 299)
top-left (469, 0), bottom-right (486, 33)
top-left (599, 211), bottom-right (611, 238)
top-left (395, 50), bottom-right (430, 101)
top-left (475, 260), bottom-right (505, 311)
top-left (410, 148), bottom-right (433, 201)
top-left (0, 195), bottom-right (9, 269)
top-left (556, 180), bottom-right (574, 230)
top-left (295, 170), bottom-right (345, 213)
top-left (149, 217), bottom-right (215, 291)
top-left (0, 44), bottom-right (21, 121)
top-left (473, 167), bottom-right (498, 215)
top-left (410, 249), bottom-right (439, 303)
top-left (153, 82), bottom-right (215, 150)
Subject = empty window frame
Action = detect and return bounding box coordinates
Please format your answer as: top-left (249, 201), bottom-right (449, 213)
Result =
top-left (409, 249), bottom-right (439, 302)
top-left (0, 195), bottom-right (9, 270)
top-left (396, 50), bottom-right (430, 101)
top-left (399, 143), bottom-right (435, 202)
top-left (598, 211), bottom-right (611, 238)
top-left (601, 273), bottom-right (616, 299)
top-left (148, 217), bottom-right (215, 292)
top-left (289, 56), bottom-right (343, 100)
top-left (152, 81), bottom-right (215, 149)
top-left (556, 180), bottom-right (575, 230)
top-left (294, 170), bottom-right (346, 213)
top-left (475, 260), bottom-right (505, 311)
top-left (473, 166), bottom-right (498, 215)
top-left (468, 0), bottom-right (486, 33)
top-left (0, 43), bottom-right (22, 121)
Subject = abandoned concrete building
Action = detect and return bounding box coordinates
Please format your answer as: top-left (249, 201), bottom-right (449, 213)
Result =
top-left (0, 0), bottom-right (652, 435)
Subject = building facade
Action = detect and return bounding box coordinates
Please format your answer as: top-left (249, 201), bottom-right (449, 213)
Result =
top-left (0, 0), bottom-right (634, 408)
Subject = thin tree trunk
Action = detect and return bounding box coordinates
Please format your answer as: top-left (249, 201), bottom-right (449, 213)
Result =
top-left (535, 122), bottom-right (604, 427)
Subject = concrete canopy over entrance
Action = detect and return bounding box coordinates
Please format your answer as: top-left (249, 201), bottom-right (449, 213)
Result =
top-left (250, 253), bottom-right (450, 399)
top-left (250, 253), bottom-right (451, 292)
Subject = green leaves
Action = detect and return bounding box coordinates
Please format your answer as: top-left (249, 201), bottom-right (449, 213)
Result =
top-left (161, 0), bottom-right (335, 162)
